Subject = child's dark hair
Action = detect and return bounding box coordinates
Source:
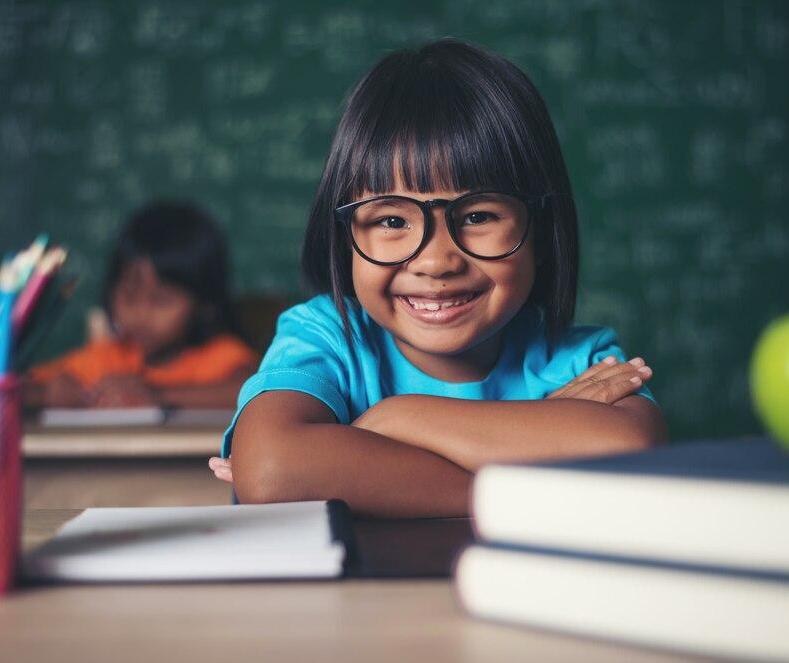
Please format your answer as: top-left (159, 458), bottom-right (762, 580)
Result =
top-left (104, 201), bottom-right (240, 345)
top-left (301, 38), bottom-right (578, 348)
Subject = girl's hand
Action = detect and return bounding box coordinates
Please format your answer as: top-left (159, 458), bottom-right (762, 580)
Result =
top-left (208, 456), bottom-right (233, 483)
top-left (89, 375), bottom-right (159, 408)
top-left (40, 373), bottom-right (91, 408)
top-left (351, 396), bottom-right (400, 439)
top-left (546, 356), bottom-right (653, 405)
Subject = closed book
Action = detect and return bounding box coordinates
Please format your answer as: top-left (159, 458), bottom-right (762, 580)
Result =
top-left (38, 407), bottom-right (236, 429)
top-left (24, 501), bottom-right (353, 582)
top-left (455, 544), bottom-right (789, 661)
top-left (473, 437), bottom-right (789, 572)
top-left (39, 407), bottom-right (166, 427)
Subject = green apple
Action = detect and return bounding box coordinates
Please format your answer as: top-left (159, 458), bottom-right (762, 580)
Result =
top-left (750, 315), bottom-right (789, 448)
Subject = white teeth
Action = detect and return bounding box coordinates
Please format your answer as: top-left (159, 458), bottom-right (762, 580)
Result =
top-left (404, 293), bottom-right (476, 311)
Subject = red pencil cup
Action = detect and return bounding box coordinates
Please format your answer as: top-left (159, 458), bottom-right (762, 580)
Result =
top-left (0, 374), bottom-right (22, 595)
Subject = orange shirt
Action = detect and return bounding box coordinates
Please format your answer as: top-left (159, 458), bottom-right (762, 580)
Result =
top-left (30, 335), bottom-right (258, 388)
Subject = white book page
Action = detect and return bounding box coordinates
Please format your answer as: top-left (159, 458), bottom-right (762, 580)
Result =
top-left (40, 407), bottom-right (166, 427)
top-left (24, 502), bottom-right (345, 581)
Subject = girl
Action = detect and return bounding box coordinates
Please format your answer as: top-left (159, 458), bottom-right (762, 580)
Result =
top-left (209, 39), bottom-right (666, 516)
top-left (26, 202), bottom-right (258, 409)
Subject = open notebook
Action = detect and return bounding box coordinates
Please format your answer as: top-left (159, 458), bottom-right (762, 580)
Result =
top-left (23, 501), bottom-right (352, 582)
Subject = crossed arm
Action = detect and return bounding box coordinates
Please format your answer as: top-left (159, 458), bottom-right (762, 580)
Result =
top-left (210, 356), bottom-right (667, 517)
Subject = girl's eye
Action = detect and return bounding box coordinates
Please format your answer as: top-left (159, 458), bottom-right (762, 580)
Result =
top-left (377, 216), bottom-right (409, 229)
top-left (462, 211), bottom-right (497, 225)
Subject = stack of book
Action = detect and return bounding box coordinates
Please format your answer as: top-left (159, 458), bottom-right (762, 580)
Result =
top-left (455, 437), bottom-right (789, 660)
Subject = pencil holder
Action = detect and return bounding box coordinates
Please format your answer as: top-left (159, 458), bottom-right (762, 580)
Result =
top-left (0, 373), bottom-right (22, 595)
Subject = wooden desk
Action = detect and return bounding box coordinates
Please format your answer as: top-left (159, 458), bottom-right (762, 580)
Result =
top-left (0, 510), bottom-right (697, 663)
top-left (23, 426), bottom-right (221, 458)
top-left (23, 425), bottom-right (231, 508)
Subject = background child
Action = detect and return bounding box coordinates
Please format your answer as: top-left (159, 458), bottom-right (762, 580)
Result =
top-left (26, 202), bottom-right (257, 409)
top-left (209, 39), bottom-right (667, 516)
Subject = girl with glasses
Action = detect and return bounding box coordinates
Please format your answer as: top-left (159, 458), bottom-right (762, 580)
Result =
top-left (209, 39), bottom-right (667, 516)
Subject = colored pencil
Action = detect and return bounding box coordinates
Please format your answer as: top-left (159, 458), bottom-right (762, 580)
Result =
top-left (13, 234), bottom-right (48, 288)
top-left (11, 247), bottom-right (67, 337)
top-left (0, 263), bottom-right (17, 376)
top-left (13, 275), bottom-right (78, 373)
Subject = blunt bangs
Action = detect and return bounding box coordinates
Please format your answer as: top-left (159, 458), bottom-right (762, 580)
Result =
top-left (342, 47), bottom-right (543, 201)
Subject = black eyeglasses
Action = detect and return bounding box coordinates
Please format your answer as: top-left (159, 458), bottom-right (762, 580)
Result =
top-left (334, 190), bottom-right (555, 266)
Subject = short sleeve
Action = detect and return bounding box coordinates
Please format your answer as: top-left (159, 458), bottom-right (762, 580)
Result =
top-left (221, 300), bottom-right (352, 457)
top-left (583, 326), bottom-right (657, 405)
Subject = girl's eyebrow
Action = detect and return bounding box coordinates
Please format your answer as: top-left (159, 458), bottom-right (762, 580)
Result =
top-left (362, 197), bottom-right (416, 207)
top-left (359, 187), bottom-right (472, 200)
top-left (463, 192), bottom-right (502, 202)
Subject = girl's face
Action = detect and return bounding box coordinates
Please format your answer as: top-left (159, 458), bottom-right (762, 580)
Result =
top-left (110, 258), bottom-right (197, 360)
top-left (351, 184), bottom-right (536, 381)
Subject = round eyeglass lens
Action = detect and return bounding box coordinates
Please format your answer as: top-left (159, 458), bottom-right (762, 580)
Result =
top-left (449, 193), bottom-right (529, 258)
top-left (350, 198), bottom-right (425, 263)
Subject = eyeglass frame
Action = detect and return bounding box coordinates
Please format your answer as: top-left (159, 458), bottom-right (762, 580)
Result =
top-left (334, 190), bottom-right (556, 266)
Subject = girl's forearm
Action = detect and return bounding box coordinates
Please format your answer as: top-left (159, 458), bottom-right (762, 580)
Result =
top-left (232, 418), bottom-right (471, 518)
top-left (354, 395), bottom-right (660, 471)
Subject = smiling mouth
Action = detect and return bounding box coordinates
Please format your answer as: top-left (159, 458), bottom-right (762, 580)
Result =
top-left (396, 291), bottom-right (482, 311)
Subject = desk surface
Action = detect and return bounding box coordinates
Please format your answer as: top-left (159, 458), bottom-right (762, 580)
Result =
top-left (24, 408), bottom-right (233, 458)
top-left (0, 510), bottom-right (698, 663)
top-left (23, 426), bottom-right (223, 458)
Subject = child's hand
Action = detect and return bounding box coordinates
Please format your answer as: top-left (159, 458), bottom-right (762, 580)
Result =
top-left (89, 375), bottom-right (158, 407)
top-left (208, 456), bottom-right (233, 483)
top-left (351, 396), bottom-right (401, 439)
top-left (546, 356), bottom-right (652, 405)
top-left (41, 373), bottom-right (91, 408)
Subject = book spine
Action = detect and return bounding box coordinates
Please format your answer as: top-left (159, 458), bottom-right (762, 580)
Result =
top-left (456, 544), bottom-right (789, 661)
top-left (327, 499), bottom-right (355, 574)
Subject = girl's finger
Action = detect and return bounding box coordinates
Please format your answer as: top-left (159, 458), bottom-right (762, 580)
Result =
top-left (548, 356), bottom-right (625, 398)
top-left (547, 358), bottom-right (651, 400)
top-left (564, 360), bottom-right (650, 397)
top-left (545, 384), bottom-right (569, 399)
top-left (208, 457), bottom-right (231, 470)
top-left (213, 467), bottom-right (234, 483)
top-left (579, 357), bottom-right (648, 384)
top-left (571, 372), bottom-right (647, 405)
top-left (572, 355), bottom-right (620, 382)
top-left (561, 362), bottom-right (652, 401)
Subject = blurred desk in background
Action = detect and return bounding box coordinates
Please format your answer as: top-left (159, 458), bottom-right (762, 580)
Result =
top-left (23, 421), bottom-right (230, 508)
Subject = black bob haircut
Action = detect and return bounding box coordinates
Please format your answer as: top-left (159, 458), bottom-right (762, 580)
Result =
top-left (301, 38), bottom-right (579, 348)
top-left (104, 201), bottom-right (239, 346)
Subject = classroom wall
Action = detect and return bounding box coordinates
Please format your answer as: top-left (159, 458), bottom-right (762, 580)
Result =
top-left (1, 0), bottom-right (787, 441)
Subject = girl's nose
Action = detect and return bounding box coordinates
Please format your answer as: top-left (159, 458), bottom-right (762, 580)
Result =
top-left (405, 213), bottom-right (467, 278)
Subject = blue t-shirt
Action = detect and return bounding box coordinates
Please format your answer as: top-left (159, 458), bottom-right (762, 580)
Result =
top-left (222, 295), bottom-right (656, 456)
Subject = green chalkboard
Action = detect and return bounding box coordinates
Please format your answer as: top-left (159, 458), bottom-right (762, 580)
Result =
top-left (1, 0), bottom-right (788, 440)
